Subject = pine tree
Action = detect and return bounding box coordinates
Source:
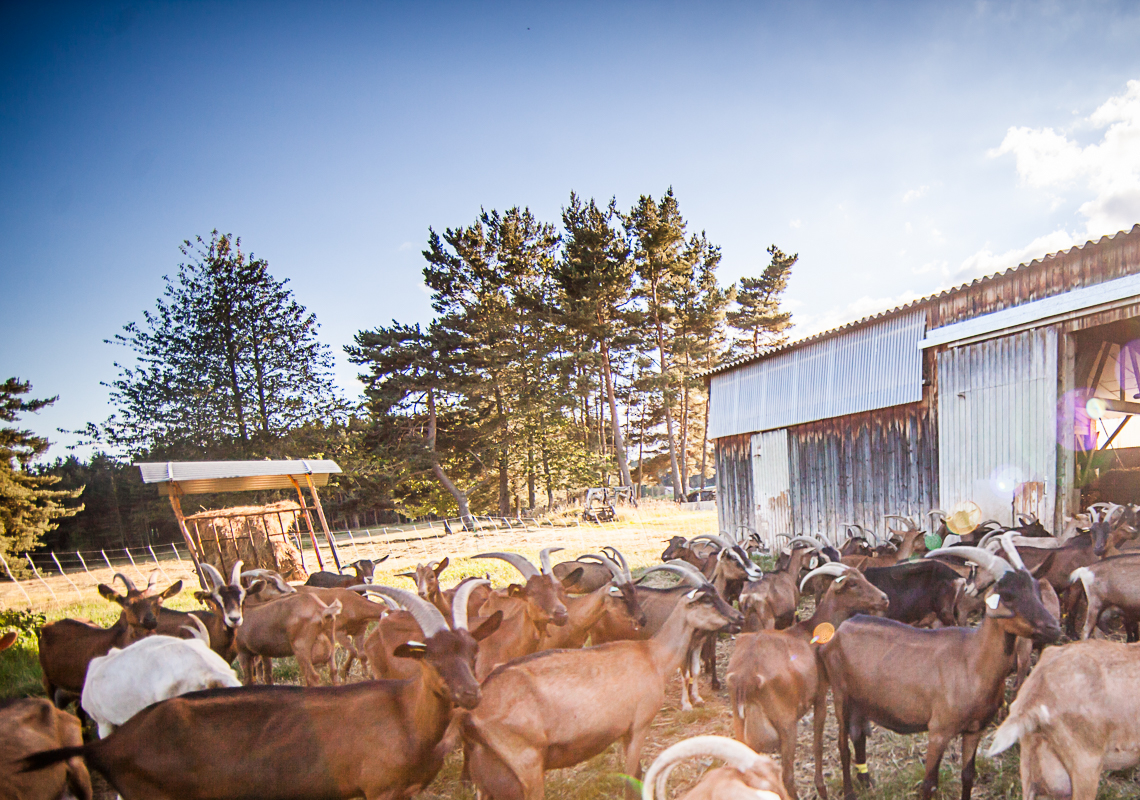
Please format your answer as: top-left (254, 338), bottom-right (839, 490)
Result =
top-left (89, 231), bottom-right (344, 459)
top-left (728, 244), bottom-right (797, 356)
top-left (0, 379), bottom-right (82, 574)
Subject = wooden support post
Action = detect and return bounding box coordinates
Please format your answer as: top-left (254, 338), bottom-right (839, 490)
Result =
top-left (168, 487), bottom-right (208, 590)
top-left (289, 475), bottom-right (325, 571)
top-left (305, 474), bottom-right (342, 571)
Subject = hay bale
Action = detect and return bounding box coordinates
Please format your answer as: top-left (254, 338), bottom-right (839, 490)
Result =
top-left (185, 500), bottom-right (309, 581)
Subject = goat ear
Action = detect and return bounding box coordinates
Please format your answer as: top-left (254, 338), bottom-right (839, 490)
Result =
top-left (373, 554), bottom-right (389, 564)
top-left (560, 567), bottom-right (584, 587)
top-left (247, 579), bottom-right (266, 596)
top-left (193, 590), bottom-right (213, 602)
top-left (507, 584), bottom-right (526, 598)
top-left (97, 584), bottom-right (125, 604)
top-left (435, 557), bottom-right (449, 574)
top-left (470, 610), bottom-right (503, 642)
top-left (392, 641), bottom-right (428, 659)
top-left (1030, 552), bottom-right (1056, 579)
top-left (159, 580), bottom-right (183, 600)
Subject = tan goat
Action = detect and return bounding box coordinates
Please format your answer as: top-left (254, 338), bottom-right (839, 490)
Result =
top-left (236, 585), bottom-right (343, 687)
top-left (0, 697), bottom-right (91, 800)
top-left (642, 735), bottom-right (788, 800)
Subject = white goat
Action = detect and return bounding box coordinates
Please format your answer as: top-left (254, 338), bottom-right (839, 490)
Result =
top-left (81, 618), bottom-right (240, 738)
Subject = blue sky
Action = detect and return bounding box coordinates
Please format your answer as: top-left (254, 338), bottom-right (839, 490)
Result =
top-left (3, 1), bottom-right (1140, 459)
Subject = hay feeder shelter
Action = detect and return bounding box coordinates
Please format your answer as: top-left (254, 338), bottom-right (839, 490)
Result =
top-left (137, 460), bottom-right (344, 589)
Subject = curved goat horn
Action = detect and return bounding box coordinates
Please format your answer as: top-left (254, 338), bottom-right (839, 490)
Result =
top-left (601, 546), bottom-right (630, 576)
top-left (687, 534), bottom-right (735, 551)
top-left (595, 553), bottom-right (629, 585)
top-left (799, 563), bottom-right (852, 591)
top-left (788, 536), bottom-right (820, 551)
top-left (146, 570), bottom-right (161, 592)
top-left (538, 547), bottom-right (563, 576)
top-left (473, 552), bottom-right (539, 580)
top-left (999, 533), bottom-right (1027, 571)
top-left (451, 578), bottom-right (490, 631)
top-left (643, 735), bottom-right (779, 800)
top-left (977, 528), bottom-right (1005, 550)
top-left (200, 563), bottom-right (225, 592)
top-left (229, 560), bottom-right (243, 587)
top-left (884, 514), bottom-right (918, 532)
top-left (240, 569), bottom-right (295, 594)
top-left (640, 561), bottom-right (709, 589)
top-left (925, 545), bottom-right (1013, 581)
top-left (352, 584), bottom-right (448, 638)
top-left (113, 573), bottom-right (138, 593)
top-left (180, 615), bottom-right (211, 644)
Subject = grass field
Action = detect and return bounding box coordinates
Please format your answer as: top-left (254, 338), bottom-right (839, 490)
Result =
top-left (3, 503), bottom-right (1138, 799)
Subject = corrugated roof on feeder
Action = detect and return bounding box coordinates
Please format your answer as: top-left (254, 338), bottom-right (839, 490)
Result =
top-left (136, 459), bottom-right (345, 587)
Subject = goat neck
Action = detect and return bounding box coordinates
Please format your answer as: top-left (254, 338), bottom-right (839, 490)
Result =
top-left (646, 585), bottom-right (741, 677)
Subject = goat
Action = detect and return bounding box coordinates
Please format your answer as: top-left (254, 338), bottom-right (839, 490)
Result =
top-left (155, 561), bottom-right (248, 662)
top-left (235, 585), bottom-right (343, 687)
top-left (551, 553), bottom-right (612, 593)
top-left (1070, 552), bottom-right (1140, 641)
top-left (294, 583), bottom-right (389, 679)
top-left (81, 617), bottom-right (241, 738)
top-left (38, 572), bottom-right (183, 708)
top-left (641, 735), bottom-right (788, 800)
top-left (22, 582), bottom-right (502, 800)
top-left (1, 698), bottom-right (91, 800)
top-left (738, 539), bottom-right (819, 631)
top-left (986, 638), bottom-right (1140, 800)
top-left (538, 552), bottom-right (646, 650)
top-left (841, 516), bottom-right (926, 570)
top-left (395, 557), bottom-right (452, 617)
top-left (459, 561), bottom-right (743, 800)
top-left (303, 555), bottom-right (389, 588)
top-left (469, 548), bottom-right (570, 679)
top-left (861, 558), bottom-right (961, 627)
top-left (727, 563), bottom-right (888, 800)
top-left (817, 545), bottom-right (1061, 800)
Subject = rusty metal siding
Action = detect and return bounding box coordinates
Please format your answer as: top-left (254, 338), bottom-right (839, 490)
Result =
top-left (937, 328), bottom-right (1058, 526)
top-left (714, 434), bottom-right (754, 538)
top-left (786, 385), bottom-right (938, 544)
top-left (750, 430), bottom-right (791, 548)
top-left (708, 310), bottom-right (926, 439)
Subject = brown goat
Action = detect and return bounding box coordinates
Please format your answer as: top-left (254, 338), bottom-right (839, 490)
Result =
top-left (1070, 552), bottom-right (1140, 641)
top-left (987, 638), bottom-right (1140, 800)
top-left (727, 563), bottom-right (889, 800)
top-left (395, 557), bottom-right (452, 617)
top-left (738, 540), bottom-right (818, 632)
top-left (641, 735), bottom-right (788, 800)
top-left (818, 545), bottom-right (1061, 800)
top-left (459, 562), bottom-right (742, 800)
top-left (156, 561), bottom-right (248, 662)
top-left (38, 572), bottom-right (183, 707)
top-left (235, 589), bottom-right (343, 686)
top-left (1, 698), bottom-right (91, 800)
top-left (537, 552), bottom-right (646, 650)
top-left (303, 555), bottom-right (389, 588)
top-left (21, 582), bottom-right (502, 800)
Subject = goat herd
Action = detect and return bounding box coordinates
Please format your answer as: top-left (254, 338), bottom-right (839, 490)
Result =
top-left (2, 503), bottom-right (1140, 800)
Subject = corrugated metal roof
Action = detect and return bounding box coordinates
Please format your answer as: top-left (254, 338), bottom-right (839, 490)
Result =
top-left (708, 310), bottom-right (925, 439)
top-left (704, 223), bottom-right (1140, 378)
top-left (136, 460), bottom-right (342, 496)
top-left (920, 271), bottom-right (1140, 349)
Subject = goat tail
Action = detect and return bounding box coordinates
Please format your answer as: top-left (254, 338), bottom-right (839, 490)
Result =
top-left (986, 704), bottom-right (1048, 757)
top-left (20, 745), bottom-right (88, 774)
top-left (1070, 566), bottom-right (1093, 593)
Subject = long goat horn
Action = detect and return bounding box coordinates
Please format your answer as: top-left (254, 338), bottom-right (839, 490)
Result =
top-left (799, 563), bottom-right (852, 591)
top-left (596, 553), bottom-right (629, 585)
top-left (601, 546), bottom-right (630, 577)
top-left (180, 615), bottom-right (211, 644)
top-left (451, 578), bottom-right (490, 631)
top-left (999, 533), bottom-right (1027, 571)
top-left (146, 570), bottom-right (161, 592)
top-left (113, 573), bottom-right (138, 593)
top-left (925, 545), bottom-right (1013, 580)
top-left (642, 736), bottom-right (779, 800)
top-left (688, 533), bottom-right (735, 551)
top-left (472, 552), bottom-right (539, 580)
top-left (538, 547), bottom-right (563, 576)
top-left (200, 563), bottom-right (225, 592)
top-left (351, 584), bottom-right (448, 638)
top-left (229, 560), bottom-right (243, 587)
top-left (640, 562), bottom-right (709, 589)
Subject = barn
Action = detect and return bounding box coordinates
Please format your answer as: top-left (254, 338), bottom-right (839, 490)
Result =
top-left (708, 224), bottom-right (1140, 546)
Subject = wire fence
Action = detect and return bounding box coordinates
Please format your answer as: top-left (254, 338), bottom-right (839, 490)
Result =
top-left (0, 501), bottom-right (720, 612)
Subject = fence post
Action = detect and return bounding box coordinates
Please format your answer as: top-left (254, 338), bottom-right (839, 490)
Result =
top-left (170, 543), bottom-right (184, 564)
top-left (75, 551), bottom-right (92, 578)
top-left (124, 548), bottom-right (148, 584)
top-left (147, 546), bottom-right (171, 581)
top-left (23, 553), bottom-right (58, 602)
top-left (51, 552), bottom-right (84, 601)
top-left (0, 551), bottom-right (33, 606)
top-left (101, 549), bottom-right (114, 574)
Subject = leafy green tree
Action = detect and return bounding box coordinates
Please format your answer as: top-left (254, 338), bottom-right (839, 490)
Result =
top-left (0, 379), bottom-right (81, 574)
top-left (87, 231), bottom-right (344, 459)
top-left (728, 244), bottom-right (797, 356)
top-left (555, 193), bottom-right (636, 487)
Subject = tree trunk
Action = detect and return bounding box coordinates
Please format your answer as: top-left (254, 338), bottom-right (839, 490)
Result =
top-left (526, 433), bottom-right (536, 511)
top-left (601, 341), bottom-right (633, 487)
top-left (651, 286), bottom-right (684, 499)
top-left (699, 391), bottom-right (711, 493)
top-left (426, 389), bottom-right (474, 529)
top-left (218, 290), bottom-right (249, 448)
top-left (494, 385), bottom-right (510, 517)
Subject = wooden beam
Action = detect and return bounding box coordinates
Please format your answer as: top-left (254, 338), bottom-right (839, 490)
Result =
top-left (304, 474), bottom-right (341, 571)
top-left (167, 487), bottom-right (207, 590)
top-left (288, 475), bottom-right (325, 571)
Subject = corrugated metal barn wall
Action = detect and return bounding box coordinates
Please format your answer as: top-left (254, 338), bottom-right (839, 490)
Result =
top-left (787, 385), bottom-right (938, 544)
top-left (937, 327), bottom-right (1059, 527)
top-left (714, 434), bottom-right (754, 538)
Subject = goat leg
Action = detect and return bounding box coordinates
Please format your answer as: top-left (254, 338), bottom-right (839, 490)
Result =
top-left (959, 730), bottom-right (983, 800)
top-left (620, 727), bottom-right (649, 800)
top-left (918, 731), bottom-right (951, 800)
top-left (812, 681), bottom-right (829, 800)
top-left (779, 715), bottom-right (799, 800)
top-left (850, 710), bottom-right (872, 788)
top-left (701, 633), bottom-right (719, 690)
top-left (834, 694), bottom-right (856, 800)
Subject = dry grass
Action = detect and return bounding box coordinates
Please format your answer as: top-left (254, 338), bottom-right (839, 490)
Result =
top-left (6, 503), bottom-right (1139, 799)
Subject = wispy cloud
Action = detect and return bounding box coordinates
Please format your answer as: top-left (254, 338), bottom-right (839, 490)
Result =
top-left (902, 185), bottom-right (929, 203)
top-left (789, 218), bottom-right (802, 229)
top-left (989, 78), bottom-right (1140, 237)
top-left (398, 241), bottom-right (415, 251)
top-left (790, 290), bottom-right (925, 340)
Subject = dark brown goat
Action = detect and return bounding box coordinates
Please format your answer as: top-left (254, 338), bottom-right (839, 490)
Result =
top-left (22, 582), bottom-right (501, 800)
top-left (303, 555), bottom-right (389, 589)
top-left (818, 546), bottom-right (1061, 800)
top-left (738, 540), bottom-right (818, 631)
top-left (38, 572), bottom-right (183, 707)
top-left (156, 561), bottom-right (248, 662)
top-left (726, 564), bottom-right (889, 800)
top-left (1070, 552), bottom-right (1140, 641)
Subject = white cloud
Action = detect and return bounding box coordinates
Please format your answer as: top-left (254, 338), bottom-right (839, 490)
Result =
top-left (952, 229), bottom-right (1081, 284)
top-left (989, 79), bottom-right (1140, 237)
top-left (398, 241), bottom-right (415, 251)
top-left (903, 185), bottom-right (929, 203)
top-left (791, 290), bottom-right (925, 340)
top-left (789, 219), bottom-right (802, 229)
